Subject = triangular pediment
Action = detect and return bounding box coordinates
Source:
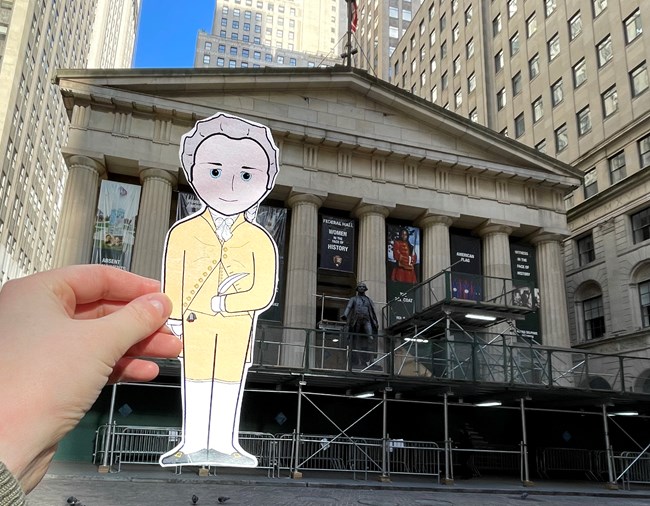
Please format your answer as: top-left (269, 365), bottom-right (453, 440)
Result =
top-left (57, 67), bottom-right (581, 188)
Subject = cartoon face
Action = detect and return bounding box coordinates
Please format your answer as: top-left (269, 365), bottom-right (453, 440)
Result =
top-left (190, 134), bottom-right (271, 216)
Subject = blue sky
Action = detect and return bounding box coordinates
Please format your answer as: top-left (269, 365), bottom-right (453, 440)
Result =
top-left (134, 0), bottom-right (215, 68)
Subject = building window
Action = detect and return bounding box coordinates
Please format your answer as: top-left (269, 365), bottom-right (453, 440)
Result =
top-left (512, 72), bottom-right (522, 95)
top-left (608, 151), bottom-right (626, 183)
top-left (452, 0), bottom-right (459, 13)
top-left (469, 109), bottom-right (478, 122)
top-left (466, 38), bottom-right (474, 59)
top-left (411, 59), bottom-right (417, 73)
top-left (232, 20), bottom-right (240, 29)
top-left (430, 57), bottom-right (436, 73)
top-left (455, 89), bottom-right (462, 109)
top-left (453, 23), bottom-right (460, 43)
top-left (421, 71), bottom-right (427, 86)
top-left (551, 78), bottom-right (564, 106)
top-left (577, 106), bottom-right (592, 136)
top-left (204, 42), bottom-right (212, 51)
top-left (203, 55), bottom-right (210, 64)
top-left (602, 86), bottom-right (618, 118)
top-left (577, 233), bottom-right (595, 266)
top-left (569, 11), bottom-right (582, 40)
top-left (545, 0), bottom-right (557, 17)
top-left (468, 73), bottom-right (476, 93)
top-left (493, 14), bottom-right (502, 36)
top-left (631, 62), bottom-right (649, 97)
top-left (289, 58), bottom-right (296, 66)
top-left (497, 88), bottom-right (507, 110)
top-left (532, 96), bottom-right (543, 122)
top-left (593, 0), bottom-right (607, 18)
top-left (597, 35), bottom-right (613, 67)
top-left (495, 50), bottom-right (504, 72)
top-left (230, 46), bottom-right (238, 55)
top-left (555, 123), bottom-right (568, 152)
top-left (389, 7), bottom-right (398, 17)
top-left (419, 21), bottom-right (425, 36)
top-left (253, 51), bottom-right (261, 60)
top-left (465, 5), bottom-right (473, 25)
top-left (277, 55), bottom-right (284, 64)
top-left (441, 40), bottom-right (448, 59)
top-left (440, 13), bottom-right (446, 30)
top-left (431, 85), bottom-right (438, 102)
top-left (218, 44), bottom-right (225, 53)
top-left (632, 207), bottom-right (650, 243)
top-left (640, 280), bottom-right (650, 327)
top-left (508, 0), bottom-right (517, 18)
top-left (430, 29), bottom-right (436, 46)
top-left (453, 57), bottom-right (461, 75)
top-left (535, 139), bottom-right (547, 153)
top-left (548, 33), bottom-right (560, 61)
top-left (625, 9), bottom-right (643, 44)
top-left (526, 13), bottom-right (537, 38)
top-left (529, 53), bottom-right (540, 79)
top-left (229, 60), bottom-right (236, 67)
top-left (441, 72), bottom-right (448, 90)
top-left (515, 113), bottom-right (525, 138)
top-left (584, 168), bottom-right (597, 198)
top-left (573, 59), bottom-right (587, 87)
top-left (217, 57), bottom-right (224, 66)
top-left (389, 26), bottom-right (399, 38)
top-left (583, 296), bottom-right (605, 340)
top-left (639, 134), bottom-right (650, 168)
top-left (510, 32), bottom-right (520, 56)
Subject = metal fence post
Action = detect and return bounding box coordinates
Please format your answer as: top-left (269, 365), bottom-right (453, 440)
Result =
top-left (98, 383), bottom-right (118, 473)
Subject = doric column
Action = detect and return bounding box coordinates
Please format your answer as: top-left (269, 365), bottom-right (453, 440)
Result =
top-left (353, 202), bottom-right (392, 320)
top-left (53, 155), bottom-right (106, 267)
top-left (477, 220), bottom-right (517, 303)
top-left (131, 168), bottom-right (177, 279)
top-left (282, 191), bottom-right (325, 366)
top-left (531, 231), bottom-right (570, 348)
top-left (416, 212), bottom-right (456, 307)
top-left (417, 213), bottom-right (456, 279)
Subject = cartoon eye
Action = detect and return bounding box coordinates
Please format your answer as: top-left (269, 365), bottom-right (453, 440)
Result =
top-left (240, 171), bottom-right (252, 181)
top-left (210, 168), bottom-right (222, 179)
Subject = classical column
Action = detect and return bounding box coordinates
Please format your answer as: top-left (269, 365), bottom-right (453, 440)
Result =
top-left (53, 155), bottom-right (106, 267)
top-left (282, 192), bottom-right (325, 367)
top-left (477, 220), bottom-right (517, 304)
top-left (532, 232), bottom-right (570, 349)
top-left (131, 168), bottom-right (177, 279)
top-left (354, 202), bottom-right (392, 323)
top-left (416, 213), bottom-right (455, 305)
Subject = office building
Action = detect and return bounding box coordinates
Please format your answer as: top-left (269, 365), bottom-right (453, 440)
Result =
top-left (0, 0), bottom-right (140, 283)
top-left (387, 0), bottom-right (650, 363)
top-left (195, 0), bottom-right (343, 69)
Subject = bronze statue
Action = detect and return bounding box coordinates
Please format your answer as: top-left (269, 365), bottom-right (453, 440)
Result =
top-left (342, 282), bottom-right (378, 367)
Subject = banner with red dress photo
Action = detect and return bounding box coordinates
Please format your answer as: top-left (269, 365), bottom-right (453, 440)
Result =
top-left (386, 224), bottom-right (421, 323)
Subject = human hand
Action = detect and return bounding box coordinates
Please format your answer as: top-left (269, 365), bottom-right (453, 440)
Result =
top-left (0, 265), bottom-right (181, 493)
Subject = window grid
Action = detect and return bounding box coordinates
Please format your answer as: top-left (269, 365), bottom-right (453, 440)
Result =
top-left (632, 207), bottom-right (650, 244)
top-left (640, 280), bottom-right (650, 327)
top-left (584, 296), bottom-right (605, 340)
top-left (608, 151), bottom-right (626, 184)
top-left (577, 234), bottom-right (595, 266)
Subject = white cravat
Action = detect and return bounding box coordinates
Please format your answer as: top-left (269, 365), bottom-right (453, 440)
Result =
top-left (210, 211), bottom-right (235, 241)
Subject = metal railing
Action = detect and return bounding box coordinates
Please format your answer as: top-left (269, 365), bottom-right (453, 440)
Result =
top-left (382, 270), bottom-right (536, 327)
top-left (93, 427), bottom-right (441, 480)
top-left (251, 323), bottom-right (650, 394)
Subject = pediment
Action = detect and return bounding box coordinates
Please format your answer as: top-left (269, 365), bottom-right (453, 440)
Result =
top-left (57, 67), bottom-right (581, 189)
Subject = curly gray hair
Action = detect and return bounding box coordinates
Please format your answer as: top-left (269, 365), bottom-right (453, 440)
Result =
top-left (180, 112), bottom-right (279, 190)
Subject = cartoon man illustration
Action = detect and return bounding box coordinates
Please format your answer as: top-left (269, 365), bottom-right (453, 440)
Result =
top-left (160, 112), bottom-right (279, 468)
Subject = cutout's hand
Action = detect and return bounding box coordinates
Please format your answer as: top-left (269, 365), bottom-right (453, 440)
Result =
top-left (211, 294), bottom-right (226, 313)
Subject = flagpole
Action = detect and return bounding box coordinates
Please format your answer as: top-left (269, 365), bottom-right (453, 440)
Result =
top-left (342, 0), bottom-right (358, 68)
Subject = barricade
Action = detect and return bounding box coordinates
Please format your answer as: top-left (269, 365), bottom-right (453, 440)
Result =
top-left (536, 447), bottom-right (599, 480)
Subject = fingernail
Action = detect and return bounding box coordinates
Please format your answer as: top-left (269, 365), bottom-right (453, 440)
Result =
top-left (147, 295), bottom-right (166, 317)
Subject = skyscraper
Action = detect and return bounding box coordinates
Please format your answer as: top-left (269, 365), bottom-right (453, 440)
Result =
top-left (195, 0), bottom-right (343, 69)
top-left (385, 0), bottom-right (650, 359)
top-left (0, 0), bottom-right (140, 282)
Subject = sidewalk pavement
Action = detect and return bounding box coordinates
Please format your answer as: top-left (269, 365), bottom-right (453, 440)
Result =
top-left (44, 461), bottom-right (650, 499)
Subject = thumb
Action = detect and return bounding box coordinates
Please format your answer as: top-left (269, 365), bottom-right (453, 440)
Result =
top-left (99, 293), bottom-right (172, 357)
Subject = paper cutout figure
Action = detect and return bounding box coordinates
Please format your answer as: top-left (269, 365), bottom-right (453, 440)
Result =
top-left (160, 112), bottom-right (279, 468)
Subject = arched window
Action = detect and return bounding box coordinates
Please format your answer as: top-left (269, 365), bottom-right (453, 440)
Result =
top-left (575, 281), bottom-right (605, 340)
top-left (631, 262), bottom-right (650, 328)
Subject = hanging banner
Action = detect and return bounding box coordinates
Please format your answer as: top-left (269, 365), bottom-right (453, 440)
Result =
top-left (510, 243), bottom-right (541, 342)
top-left (256, 205), bottom-right (287, 322)
top-left (449, 233), bottom-right (482, 301)
top-left (319, 215), bottom-right (355, 272)
top-left (176, 191), bottom-right (203, 221)
top-left (175, 191), bottom-right (287, 322)
top-left (386, 224), bottom-right (421, 323)
top-left (91, 181), bottom-right (141, 270)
